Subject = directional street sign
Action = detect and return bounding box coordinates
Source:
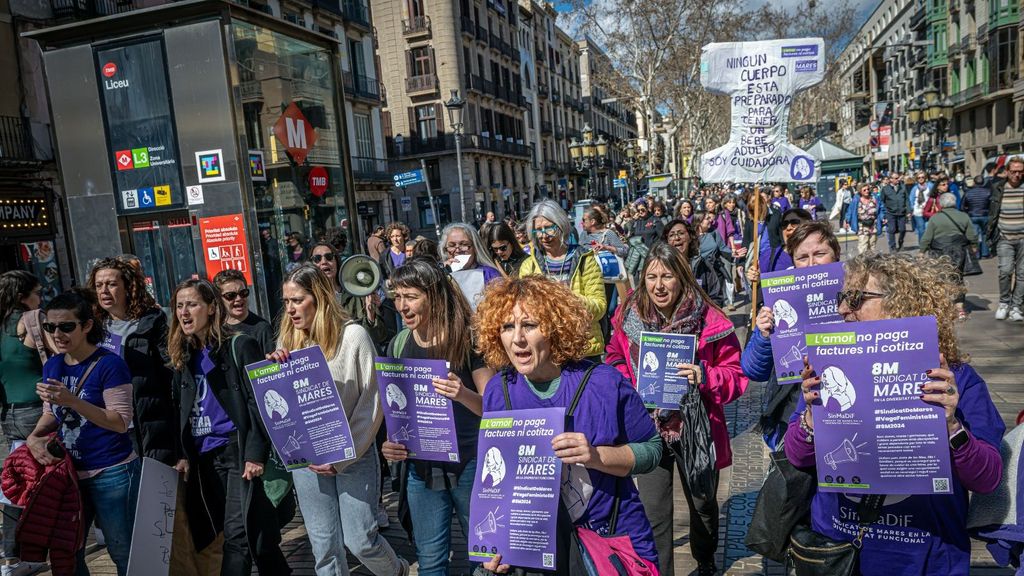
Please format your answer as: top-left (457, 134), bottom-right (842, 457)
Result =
top-left (393, 169), bottom-right (425, 187)
top-left (613, 178), bottom-right (627, 189)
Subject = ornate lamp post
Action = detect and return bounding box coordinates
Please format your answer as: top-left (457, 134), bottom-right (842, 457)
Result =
top-left (444, 89), bottom-right (467, 222)
top-left (907, 86), bottom-right (954, 170)
top-left (568, 123), bottom-right (609, 199)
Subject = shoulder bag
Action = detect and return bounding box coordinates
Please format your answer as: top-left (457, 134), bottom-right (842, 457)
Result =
top-left (744, 449), bottom-right (816, 563)
top-left (787, 493), bottom-right (886, 576)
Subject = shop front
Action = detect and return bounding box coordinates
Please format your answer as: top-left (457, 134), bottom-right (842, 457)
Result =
top-left (27, 0), bottom-right (358, 319)
top-left (0, 189), bottom-right (64, 300)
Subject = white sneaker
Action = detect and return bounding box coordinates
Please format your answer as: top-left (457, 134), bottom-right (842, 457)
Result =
top-left (375, 503), bottom-right (390, 528)
top-left (2, 561), bottom-right (48, 576)
top-left (996, 303), bottom-right (1010, 320)
top-left (1011, 308), bottom-right (1024, 322)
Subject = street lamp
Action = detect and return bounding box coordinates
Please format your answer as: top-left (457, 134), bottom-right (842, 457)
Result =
top-left (907, 86), bottom-right (954, 171)
top-left (444, 89), bottom-right (467, 222)
top-left (568, 123), bottom-right (609, 199)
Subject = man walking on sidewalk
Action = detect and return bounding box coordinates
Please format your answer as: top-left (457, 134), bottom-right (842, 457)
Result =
top-left (881, 173), bottom-right (909, 252)
top-left (988, 156), bottom-right (1024, 321)
top-left (962, 175), bottom-right (993, 258)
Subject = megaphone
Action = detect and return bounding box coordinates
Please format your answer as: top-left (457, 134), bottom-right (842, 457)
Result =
top-left (824, 437), bottom-right (860, 471)
top-left (339, 254), bottom-right (381, 297)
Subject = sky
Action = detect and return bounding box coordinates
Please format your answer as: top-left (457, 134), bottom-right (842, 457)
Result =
top-left (746, 0), bottom-right (878, 31)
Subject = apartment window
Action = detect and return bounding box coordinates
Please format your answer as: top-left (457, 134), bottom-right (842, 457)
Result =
top-left (354, 113), bottom-right (373, 158)
top-left (350, 39), bottom-right (365, 76)
top-left (991, 26), bottom-right (1018, 90)
top-left (415, 105), bottom-right (438, 139)
top-left (407, 0), bottom-right (425, 18)
top-left (410, 47), bottom-right (433, 76)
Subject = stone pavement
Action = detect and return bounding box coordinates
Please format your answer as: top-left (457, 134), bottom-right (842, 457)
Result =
top-left (52, 236), bottom-right (1024, 576)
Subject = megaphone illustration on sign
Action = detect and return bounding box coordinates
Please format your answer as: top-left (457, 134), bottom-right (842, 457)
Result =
top-left (339, 254), bottom-right (382, 297)
top-left (823, 434), bottom-right (868, 470)
top-left (780, 344), bottom-right (805, 368)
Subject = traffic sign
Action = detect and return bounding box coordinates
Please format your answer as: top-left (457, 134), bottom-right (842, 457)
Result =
top-left (613, 178), bottom-right (627, 189)
top-left (393, 169), bottom-right (425, 187)
top-left (400, 197), bottom-right (412, 212)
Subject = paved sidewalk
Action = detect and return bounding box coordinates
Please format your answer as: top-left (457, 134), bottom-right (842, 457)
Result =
top-left (57, 241), bottom-right (1024, 576)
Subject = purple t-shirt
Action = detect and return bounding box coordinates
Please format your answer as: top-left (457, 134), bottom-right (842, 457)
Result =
top-left (800, 197), bottom-right (824, 220)
top-left (788, 362), bottom-right (1005, 575)
top-left (390, 250), bottom-right (407, 269)
top-left (482, 361), bottom-right (659, 564)
top-left (189, 348), bottom-right (236, 453)
top-left (772, 196), bottom-right (791, 213)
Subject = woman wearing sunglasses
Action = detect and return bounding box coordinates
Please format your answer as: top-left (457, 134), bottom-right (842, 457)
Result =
top-left (786, 253), bottom-right (1004, 576)
top-left (87, 257), bottom-right (176, 467)
top-left (844, 183), bottom-right (885, 256)
top-left (662, 218), bottom-right (724, 306)
top-left (741, 221), bottom-right (841, 450)
top-left (168, 279), bottom-right (289, 576)
top-left (519, 199), bottom-right (607, 361)
top-left (309, 243), bottom-right (387, 348)
top-left (605, 243), bottom-right (747, 576)
top-left (25, 290), bottom-right (139, 575)
top-left (438, 223), bottom-right (503, 311)
top-left (213, 269), bottom-right (275, 354)
top-left (481, 221), bottom-right (528, 278)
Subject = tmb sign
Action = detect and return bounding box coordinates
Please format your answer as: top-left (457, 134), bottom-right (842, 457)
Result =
top-left (273, 103), bottom-right (318, 165)
top-left (308, 166), bottom-right (329, 197)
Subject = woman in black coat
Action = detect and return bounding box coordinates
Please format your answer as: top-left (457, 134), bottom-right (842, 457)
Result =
top-left (167, 278), bottom-right (289, 576)
top-left (88, 257), bottom-right (176, 465)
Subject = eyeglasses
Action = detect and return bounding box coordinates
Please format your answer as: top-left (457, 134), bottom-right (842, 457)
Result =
top-left (312, 253), bottom-right (335, 263)
top-left (42, 321), bottom-right (82, 334)
top-left (666, 231), bottom-right (687, 239)
top-left (445, 241), bottom-right (473, 253)
top-left (491, 242), bottom-right (512, 253)
top-left (837, 289), bottom-right (888, 310)
top-left (782, 218), bottom-right (804, 227)
top-left (222, 288), bottom-right (251, 301)
top-left (533, 225), bottom-right (560, 238)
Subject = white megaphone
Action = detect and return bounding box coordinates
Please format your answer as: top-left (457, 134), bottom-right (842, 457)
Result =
top-left (823, 437), bottom-right (860, 470)
top-left (339, 254), bottom-right (382, 297)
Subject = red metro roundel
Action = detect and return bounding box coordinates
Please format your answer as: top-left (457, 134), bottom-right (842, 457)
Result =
top-left (308, 166), bottom-right (329, 197)
top-left (102, 62), bottom-right (117, 78)
top-left (273, 103), bottom-right (318, 165)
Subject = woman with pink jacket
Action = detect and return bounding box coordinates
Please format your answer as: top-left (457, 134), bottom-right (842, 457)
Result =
top-left (606, 242), bottom-right (748, 576)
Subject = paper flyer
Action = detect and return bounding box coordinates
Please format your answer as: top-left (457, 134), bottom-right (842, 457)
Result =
top-left (374, 357), bottom-right (460, 463)
top-left (635, 332), bottom-right (697, 409)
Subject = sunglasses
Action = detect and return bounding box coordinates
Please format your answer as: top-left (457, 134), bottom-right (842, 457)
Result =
top-left (312, 253), bottom-right (336, 263)
top-left (533, 225), bottom-right (560, 237)
top-left (837, 289), bottom-right (887, 310)
top-left (782, 218), bottom-right (804, 227)
top-left (42, 321), bottom-right (82, 334)
top-left (222, 288), bottom-right (251, 301)
top-left (491, 242), bottom-right (512, 253)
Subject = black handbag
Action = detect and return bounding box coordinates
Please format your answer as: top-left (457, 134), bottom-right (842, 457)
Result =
top-left (937, 211), bottom-right (983, 277)
top-left (787, 494), bottom-right (885, 576)
top-left (744, 450), bottom-right (816, 563)
top-left (674, 385), bottom-right (717, 502)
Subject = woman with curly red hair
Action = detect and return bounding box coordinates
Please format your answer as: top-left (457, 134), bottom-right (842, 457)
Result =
top-left (473, 276), bottom-right (661, 574)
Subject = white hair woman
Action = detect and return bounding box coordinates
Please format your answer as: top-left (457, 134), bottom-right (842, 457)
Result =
top-left (519, 200), bottom-right (607, 361)
top-left (437, 223), bottom-right (503, 311)
top-left (920, 192), bottom-right (978, 319)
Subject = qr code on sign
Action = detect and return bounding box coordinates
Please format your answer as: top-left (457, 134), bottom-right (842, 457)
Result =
top-left (449, 453), bottom-right (459, 462)
top-left (542, 553), bottom-right (554, 568)
top-left (345, 447), bottom-right (355, 459)
top-left (933, 478), bottom-right (950, 493)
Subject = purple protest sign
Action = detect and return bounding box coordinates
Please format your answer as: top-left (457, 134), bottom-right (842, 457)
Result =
top-left (805, 316), bottom-right (951, 495)
top-left (245, 345), bottom-right (355, 470)
top-left (636, 332), bottom-right (697, 409)
top-left (98, 332), bottom-right (123, 356)
top-left (760, 262), bottom-right (844, 385)
top-left (374, 357), bottom-right (459, 463)
top-left (469, 407), bottom-right (565, 570)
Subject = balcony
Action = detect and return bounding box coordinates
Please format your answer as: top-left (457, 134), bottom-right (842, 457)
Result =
top-left (351, 156), bottom-right (390, 181)
top-left (476, 25), bottom-right (488, 43)
top-left (405, 74), bottom-right (437, 95)
top-left (466, 74), bottom-right (484, 94)
top-left (461, 17), bottom-right (474, 36)
top-left (480, 77), bottom-right (496, 98)
top-left (551, 89), bottom-right (560, 103)
top-left (403, 15), bottom-right (431, 37)
top-left (496, 84), bottom-right (509, 101)
top-left (387, 133), bottom-right (530, 158)
top-left (342, 0), bottom-right (370, 30)
top-left (909, 5), bottom-right (926, 30)
top-left (313, 0), bottom-right (342, 16)
top-left (537, 83), bottom-right (549, 98)
top-left (554, 126), bottom-right (564, 140)
top-left (543, 160), bottom-right (560, 173)
top-left (347, 72), bottom-right (381, 101)
top-left (316, 24), bottom-right (338, 38)
top-left (50, 0), bottom-right (135, 19)
top-left (535, 47), bottom-right (545, 63)
top-left (292, 79), bottom-right (323, 101)
top-left (965, 82), bottom-right (987, 101)
top-left (961, 34), bottom-right (973, 51)
top-left (948, 43), bottom-right (962, 58)
top-left (240, 80), bottom-right (263, 102)
top-left (977, 23), bottom-right (988, 43)
top-left (0, 116), bottom-right (34, 162)
top-left (540, 120), bottom-right (552, 135)
top-left (489, 33), bottom-right (502, 53)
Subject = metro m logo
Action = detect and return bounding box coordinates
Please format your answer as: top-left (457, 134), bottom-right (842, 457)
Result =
top-left (273, 103), bottom-right (318, 165)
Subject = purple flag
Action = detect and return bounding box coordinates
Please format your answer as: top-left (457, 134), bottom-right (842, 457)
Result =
top-left (374, 357), bottom-right (460, 463)
top-left (636, 331), bottom-right (697, 409)
top-left (469, 407), bottom-right (565, 570)
top-left (761, 262), bottom-right (845, 385)
top-left (805, 316), bottom-right (952, 495)
top-left (245, 345), bottom-right (356, 470)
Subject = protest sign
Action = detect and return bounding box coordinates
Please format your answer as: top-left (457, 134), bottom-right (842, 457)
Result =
top-left (635, 332), bottom-right (697, 409)
top-left (98, 331), bottom-right (123, 356)
top-left (699, 38), bottom-right (825, 182)
top-left (374, 357), bottom-right (460, 463)
top-left (245, 345), bottom-right (356, 470)
top-left (469, 407), bottom-right (565, 570)
top-left (127, 458), bottom-right (177, 576)
top-left (760, 262), bottom-right (845, 384)
top-left (805, 316), bottom-right (952, 495)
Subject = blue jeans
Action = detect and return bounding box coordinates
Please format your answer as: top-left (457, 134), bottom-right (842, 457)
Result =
top-left (913, 215), bottom-right (927, 243)
top-left (292, 450), bottom-right (401, 576)
top-left (406, 459), bottom-right (476, 576)
top-left (971, 216), bottom-right (990, 257)
top-left (77, 458), bottom-right (142, 576)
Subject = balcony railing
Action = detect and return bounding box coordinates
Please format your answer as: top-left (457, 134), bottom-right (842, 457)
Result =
top-left (387, 133), bottom-right (530, 158)
top-left (977, 23), bottom-right (988, 43)
top-left (405, 74), bottom-right (437, 94)
top-left (540, 120), bottom-right (552, 135)
top-left (554, 126), bottom-right (564, 140)
top-left (240, 80), bottom-right (263, 102)
top-left (403, 15), bottom-right (430, 36)
top-left (0, 116), bottom-right (33, 162)
top-left (50, 0), bottom-right (135, 19)
top-left (551, 89), bottom-right (560, 103)
top-left (477, 25), bottom-right (488, 42)
top-left (461, 17), bottom-right (475, 36)
top-left (496, 84), bottom-right (509, 101)
top-left (348, 72), bottom-right (381, 100)
top-left (489, 33), bottom-right (502, 52)
top-left (351, 156), bottom-right (390, 181)
top-left (342, 0), bottom-right (370, 29)
top-left (537, 83), bottom-right (549, 98)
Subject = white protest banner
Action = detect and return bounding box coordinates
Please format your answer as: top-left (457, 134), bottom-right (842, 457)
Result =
top-left (127, 458), bottom-right (178, 576)
top-left (699, 38), bottom-right (826, 183)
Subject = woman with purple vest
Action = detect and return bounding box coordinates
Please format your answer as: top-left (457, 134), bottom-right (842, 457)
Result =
top-left (474, 276), bottom-right (661, 574)
top-left (786, 253), bottom-right (1004, 575)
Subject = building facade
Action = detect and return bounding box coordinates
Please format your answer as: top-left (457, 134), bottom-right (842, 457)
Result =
top-left (373, 0), bottom-right (532, 228)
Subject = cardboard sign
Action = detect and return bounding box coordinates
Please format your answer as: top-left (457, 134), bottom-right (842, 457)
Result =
top-left (198, 213), bottom-right (252, 284)
top-left (126, 458), bottom-right (178, 576)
